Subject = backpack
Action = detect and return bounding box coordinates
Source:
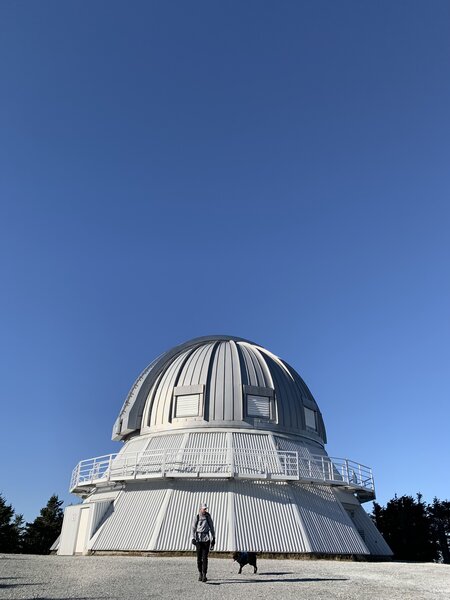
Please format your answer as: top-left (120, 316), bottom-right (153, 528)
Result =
top-left (195, 512), bottom-right (213, 532)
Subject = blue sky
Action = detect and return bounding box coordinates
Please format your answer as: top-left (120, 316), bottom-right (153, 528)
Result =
top-left (1, 1), bottom-right (449, 522)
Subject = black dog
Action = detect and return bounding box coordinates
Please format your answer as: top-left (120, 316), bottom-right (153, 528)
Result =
top-left (232, 551), bottom-right (258, 574)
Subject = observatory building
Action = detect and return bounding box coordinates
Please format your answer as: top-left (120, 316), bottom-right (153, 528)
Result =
top-left (58, 335), bottom-right (392, 556)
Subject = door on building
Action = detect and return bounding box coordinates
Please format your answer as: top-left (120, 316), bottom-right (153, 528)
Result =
top-left (75, 507), bottom-right (90, 554)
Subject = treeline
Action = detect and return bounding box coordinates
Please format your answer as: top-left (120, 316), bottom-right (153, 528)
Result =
top-left (372, 494), bottom-right (450, 563)
top-left (0, 493), bottom-right (63, 554)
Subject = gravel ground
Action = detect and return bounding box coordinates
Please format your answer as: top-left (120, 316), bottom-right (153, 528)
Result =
top-left (1, 554), bottom-right (449, 600)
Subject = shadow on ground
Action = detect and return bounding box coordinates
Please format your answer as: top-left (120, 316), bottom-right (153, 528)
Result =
top-left (207, 577), bottom-right (349, 585)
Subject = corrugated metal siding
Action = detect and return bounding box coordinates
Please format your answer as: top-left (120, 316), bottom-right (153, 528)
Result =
top-left (145, 433), bottom-right (185, 451)
top-left (342, 502), bottom-right (393, 555)
top-left (233, 481), bottom-right (308, 553)
top-left (183, 431), bottom-right (228, 474)
top-left (154, 481), bottom-right (229, 552)
top-left (233, 432), bottom-right (280, 474)
top-left (291, 484), bottom-right (369, 554)
top-left (80, 478), bottom-right (383, 555)
top-left (90, 500), bottom-right (113, 537)
top-left (91, 485), bottom-right (167, 551)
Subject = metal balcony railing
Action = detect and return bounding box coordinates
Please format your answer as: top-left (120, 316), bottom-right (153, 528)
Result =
top-left (70, 447), bottom-right (375, 499)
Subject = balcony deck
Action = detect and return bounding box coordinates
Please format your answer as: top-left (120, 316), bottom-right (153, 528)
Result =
top-left (70, 447), bottom-right (375, 501)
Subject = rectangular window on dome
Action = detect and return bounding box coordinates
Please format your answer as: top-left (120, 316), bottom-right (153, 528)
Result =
top-left (175, 394), bottom-right (200, 418)
top-left (247, 394), bottom-right (271, 419)
top-left (304, 406), bottom-right (317, 430)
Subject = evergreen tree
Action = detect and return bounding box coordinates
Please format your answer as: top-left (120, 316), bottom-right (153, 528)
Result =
top-left (12, 513), bottom-right (25, 552)
top-left (22, 494), bottom-right (64, 555)
top-left (428, 498), bottom-right (450, 564)
top-left (372, 493), bottom-right (437, 562)
top-left (0, 493), bottom-right (20, 552)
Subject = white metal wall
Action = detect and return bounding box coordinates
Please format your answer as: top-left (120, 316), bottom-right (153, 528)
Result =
top-left (233, 481), bottom-right (309, 553)
top-left (154, 481), bottom-right (230, 552)
top-left (91, 484), bottom-right (167, 551)
top-left (290, 484), bottom-right (369, 554)
top-left (74, 479), bottom-right (383, 555)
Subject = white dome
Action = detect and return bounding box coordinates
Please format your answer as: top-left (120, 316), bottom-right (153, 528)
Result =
top-left (113, 335), bottom-right (326, 444)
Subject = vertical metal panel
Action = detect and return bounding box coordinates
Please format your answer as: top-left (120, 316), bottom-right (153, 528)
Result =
top-left (223, 342), bottom-right (234, 422)
top-left (177, 343), bottom-right (215, 387)
top-left (238, 343), bottom-right (268, 388)
top-left (141, 369), bottom-right (165, 429)
top-left (233, 432), bottom-right (279, 474)
top-left (91, 484), bottom-right (167, 551)
top-left (208, 342), bottom-right (224, 421)
top-left (183, 431), bottom-right (228, 473)
top-left (185, 431), bottom-right (227, 449)
top-left (265, 353), bottom-right (300, 431)
top-left (151, 352), bottom-right (186, 427)
top-left (229, 340), bottom-right (243, 422)
top-left (233, 481), bottom-right (308, 553)
top-left (154, 481), bottom-right (230, 552)
top-left (145, 433), bottom-right (185, 451)
top-left (291, 484), bottom-right (369, 554)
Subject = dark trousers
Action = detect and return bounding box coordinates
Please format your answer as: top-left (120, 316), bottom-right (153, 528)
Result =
top-left (196, 541), bottom-right (210, 574)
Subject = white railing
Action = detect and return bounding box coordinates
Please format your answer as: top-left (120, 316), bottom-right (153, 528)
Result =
top-left (70, 447), bottom-right (374, 496)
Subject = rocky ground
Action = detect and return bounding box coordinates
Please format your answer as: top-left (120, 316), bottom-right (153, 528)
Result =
top-left (1, 554), bottom-right (449, 600)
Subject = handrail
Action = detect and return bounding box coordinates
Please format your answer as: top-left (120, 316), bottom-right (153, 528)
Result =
top-left (70, 447), bottom-right (375, 496)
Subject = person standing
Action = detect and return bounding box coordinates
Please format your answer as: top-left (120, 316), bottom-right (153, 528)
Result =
top-left (191, 502), bottom-right (215, 582)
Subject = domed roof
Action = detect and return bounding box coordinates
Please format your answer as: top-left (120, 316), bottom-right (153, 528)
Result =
top-left (113, 335), bottom-right (326, 444)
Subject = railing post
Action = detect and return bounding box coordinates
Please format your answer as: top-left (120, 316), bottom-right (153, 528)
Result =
top-left (108, 455), bottom-right (112, 482)
top-left (344, 459), bottom-right (350, 484)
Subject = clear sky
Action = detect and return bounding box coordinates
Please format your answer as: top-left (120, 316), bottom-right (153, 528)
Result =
top-left (1, 1), bottom-right (449, 523)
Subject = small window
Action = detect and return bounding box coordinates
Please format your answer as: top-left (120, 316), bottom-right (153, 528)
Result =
top-left (247, 394), bottom-right (271, 419)
top-left (175, 394), bottom-right (200, 418)
top-left (304, 406), bottom-right (317, 430)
